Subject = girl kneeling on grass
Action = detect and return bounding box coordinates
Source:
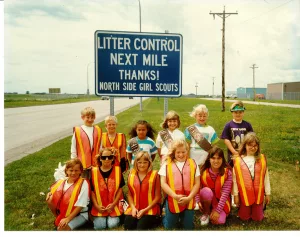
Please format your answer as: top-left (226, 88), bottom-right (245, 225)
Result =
top-left (159, 139), bottom-right (200, 230)
top-left (233, 132), bottom-right (271, 221)
top-left (46, 158), bottom-right (90, 231)
top-left (198, 146), bottom-right (232, 226)
top-left (124, 151), bottom-right (161, 230)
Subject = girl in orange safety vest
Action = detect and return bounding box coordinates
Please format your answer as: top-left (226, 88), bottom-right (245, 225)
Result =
top-left (198, 146), bottom-right (232, 226)
top-left (46, 159), bottom-right (90, 231)
top-left (159, 139), bottom-right (200, 230)
top-left (90, 147), bottom-right (125, 230)
top-left (233, 132), bottom-right (271, 221)
top-left (124, 151), bottom-right (161, 230)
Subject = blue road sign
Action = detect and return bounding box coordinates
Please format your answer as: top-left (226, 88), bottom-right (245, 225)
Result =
top-left (94, 30), bottom-right (183, 97)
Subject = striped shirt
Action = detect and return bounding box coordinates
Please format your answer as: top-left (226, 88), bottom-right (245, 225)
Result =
top-left (205, 168), bottom-right (232, 214)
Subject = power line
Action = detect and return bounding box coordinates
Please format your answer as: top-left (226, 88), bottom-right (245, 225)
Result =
top-left (242, 0), bottom-right (295, 23)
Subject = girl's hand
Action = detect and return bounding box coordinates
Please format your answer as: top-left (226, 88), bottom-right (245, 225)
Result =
top-left (58, 217), bottom-right (70, 229)
top-left (97, 205), bottom-right (106, 213)
top-left (210, 210), bottom-right (220, 224)
top-left (174, 194), bottom-right (185, 202)
top-left (234, 195), bottom-right (240, 207)
top-left (265, 195), bottom-right (271, 205)
top-left (105, 203), bottom-right (115, 213)
top-left (45, 192), bottom-right (52, 202)
top-left (131, 207), bottom-right (138, 218)
top-left (137, 208), bottom-right (146, 219)
top-left (178, 196), bottom-right (190, 206)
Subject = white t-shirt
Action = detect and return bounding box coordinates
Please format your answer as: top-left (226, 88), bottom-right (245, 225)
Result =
top-left (63, 179), bottom-right (90, 220)
top-left (71, 125), bottom-right (95, 159)
top-left (158, 160), bottom-right (200, 177)
top-left (155, 129), bottom-right (185, 156)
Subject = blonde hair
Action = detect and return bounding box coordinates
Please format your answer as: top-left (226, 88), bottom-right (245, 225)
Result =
top-left (81, 107), bottom-right (95, 116)
top-left (230, 100), bottom-right (245, 111)
top-left (105, 115), bottom-right (118, 124)
top-left (167, 139), bottom-right (189, 162)
top-left (64, 159), bottom-right (83, 176)
top-left (133, 151), bottom-right (153, 171)
top-left (189, 104), bottom-right (209, 118)
top-left (161, 110), bottom-right (181, 129)
top-left (238, 132), bottom-right (261, 158)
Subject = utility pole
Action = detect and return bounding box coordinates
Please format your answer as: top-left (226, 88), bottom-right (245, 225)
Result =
top-left (210, 6), bottom-right (238, 111)
top-left (250, 64), bottom-right (258, 101)
top-left (195, 82), bottom-right (198, 97)
top-left (212, 77), bottom-right (215, 98)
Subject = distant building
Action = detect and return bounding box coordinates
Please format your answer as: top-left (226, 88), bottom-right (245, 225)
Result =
top-left (237, 87), bottom-right (267, 99)
top-left (267, 82), bottom-right (300, 100)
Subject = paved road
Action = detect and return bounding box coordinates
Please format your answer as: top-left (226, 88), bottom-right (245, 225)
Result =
top-left (4, 98), bottom-right (141, 166)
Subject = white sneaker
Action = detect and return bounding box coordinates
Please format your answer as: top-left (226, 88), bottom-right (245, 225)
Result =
top-left (200, 214), bottom-right (210, 226)
top-left (231, 195), bottom-right (236, 207)
top-left (194, 203), bottom-right (199, 210)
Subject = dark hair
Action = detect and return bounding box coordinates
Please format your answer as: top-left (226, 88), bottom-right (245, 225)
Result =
top-left (128, 120), bottom-right (156, 140)
top-left (200, 146), bottom-right (231, 176)
top-left (96, 147), bottom-right (116, 167)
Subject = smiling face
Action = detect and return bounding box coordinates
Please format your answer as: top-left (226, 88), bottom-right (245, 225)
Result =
top-left (66, 164), bottom-right (82, 183)
top-left (136, 124), bottom-right (147, 140)
top-left (232, 111), bottom-right (244, 122)
top-left (82, 114), bottom-right (95, 127)
top-left (136, 157), bottom-right (150, 173)
top-left (167, 119), bottom-right (178, 131)
top-left (101, 150), bottom-right (114, 168)
top-left (246, 142), bottom-right (258, 156)
top-left (105, 120), bottom-right (117, 134)
top-left (209, 153), bottom-right (223, 172)
top-left (195, 112), bottom-right (208, 125)
top-left (174, 145), bottom-right (188, 162)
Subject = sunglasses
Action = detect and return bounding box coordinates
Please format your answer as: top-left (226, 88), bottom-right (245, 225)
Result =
top-left (100, 155), bottom-right (114, 160)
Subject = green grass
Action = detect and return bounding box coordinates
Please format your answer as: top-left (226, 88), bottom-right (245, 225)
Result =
top-left (4, 98), bottom-right (300, 230)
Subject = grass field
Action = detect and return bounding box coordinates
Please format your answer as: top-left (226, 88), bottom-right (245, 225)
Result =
top-left (4, 97), bottom-right (300, 231)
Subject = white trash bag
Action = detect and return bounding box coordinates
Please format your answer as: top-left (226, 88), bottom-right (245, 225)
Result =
top-left (54, 162), bottom-right (66, 181)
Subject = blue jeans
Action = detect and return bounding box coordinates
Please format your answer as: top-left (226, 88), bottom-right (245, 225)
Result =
top-left (93, 216), bottom-right (120, 230)
top-left (162, 200), bottom-right (194, 230)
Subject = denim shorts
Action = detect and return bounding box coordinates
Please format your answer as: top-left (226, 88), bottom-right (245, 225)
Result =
top-left (68, 214), bottom-right (88, 230)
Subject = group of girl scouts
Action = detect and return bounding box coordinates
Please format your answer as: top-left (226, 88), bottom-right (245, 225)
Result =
top-left (46, 101), bottom-right (271, 231)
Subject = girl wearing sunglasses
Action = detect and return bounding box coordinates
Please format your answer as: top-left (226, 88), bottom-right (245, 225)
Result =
top-left (90, 148), bottom-right (125, 230)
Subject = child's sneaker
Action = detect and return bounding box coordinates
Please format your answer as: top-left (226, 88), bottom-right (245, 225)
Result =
top-left (194, 203), bottom-right (199, 210)
top-left (200, 214), bottom-right (210, 226)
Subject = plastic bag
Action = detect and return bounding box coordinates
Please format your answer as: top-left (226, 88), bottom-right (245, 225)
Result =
top-left (53, 162), bottom-right (66, 181)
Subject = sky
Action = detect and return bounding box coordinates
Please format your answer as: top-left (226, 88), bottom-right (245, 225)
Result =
top-left (2, 0), bottom-right (300, 96)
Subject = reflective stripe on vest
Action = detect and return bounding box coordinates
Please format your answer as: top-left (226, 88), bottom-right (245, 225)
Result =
top-left (201, 168), bottom-right (231, 214)
top-left (101, 133), bottom-right (124, 164)
top-left (125, 169), bottom-right (159, 215)
top-left (74, 126), bottom-right (102, 169)
top-left (234, 154), bottom-right (266, 206)
top-left (166, 158), bottom-right (196, 213)
top-left (91, 166), bottom-right (123, 217)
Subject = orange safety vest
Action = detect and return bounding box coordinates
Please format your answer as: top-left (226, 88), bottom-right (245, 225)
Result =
top-left (90, 166), bottom-right (123, 217)
top-left (125, 169), bottom-right (160, 216)
top-left (201, 168), bottom-right (231, 214)
top-left (234, 154), bottom-right (267, 206)
top-left (50, 177), bottom-right (85, 227)
top-left (74, 125), bottom-right (102, 169)
top-left (166, 158), bottom-right (197, 213)
top-left (101, 132), bottom-right (126, 166)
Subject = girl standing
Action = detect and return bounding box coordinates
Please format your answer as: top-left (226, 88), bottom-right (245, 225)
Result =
top-left (101, 115), bottom-right (127, 173)
top-left (90, 148), bottom-right (125, 229)
top-left (126, 120), bottom-right (158, 168)
top-left (46, 159), bottom-right (90, 231)
top-left (198, 146), bottom-right (232, 226)
top-left (159, 139), bottom-right (200, 230)
top-left (233, 132), bottom-right (271, 221)
top-left (156, 110), bottom-right (185, 166)
top-left (124, 151), bottom-right (161, 230)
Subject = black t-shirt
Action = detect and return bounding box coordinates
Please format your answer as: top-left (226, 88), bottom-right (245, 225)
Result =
top-left (91, 167), bottom-right (125, 191)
